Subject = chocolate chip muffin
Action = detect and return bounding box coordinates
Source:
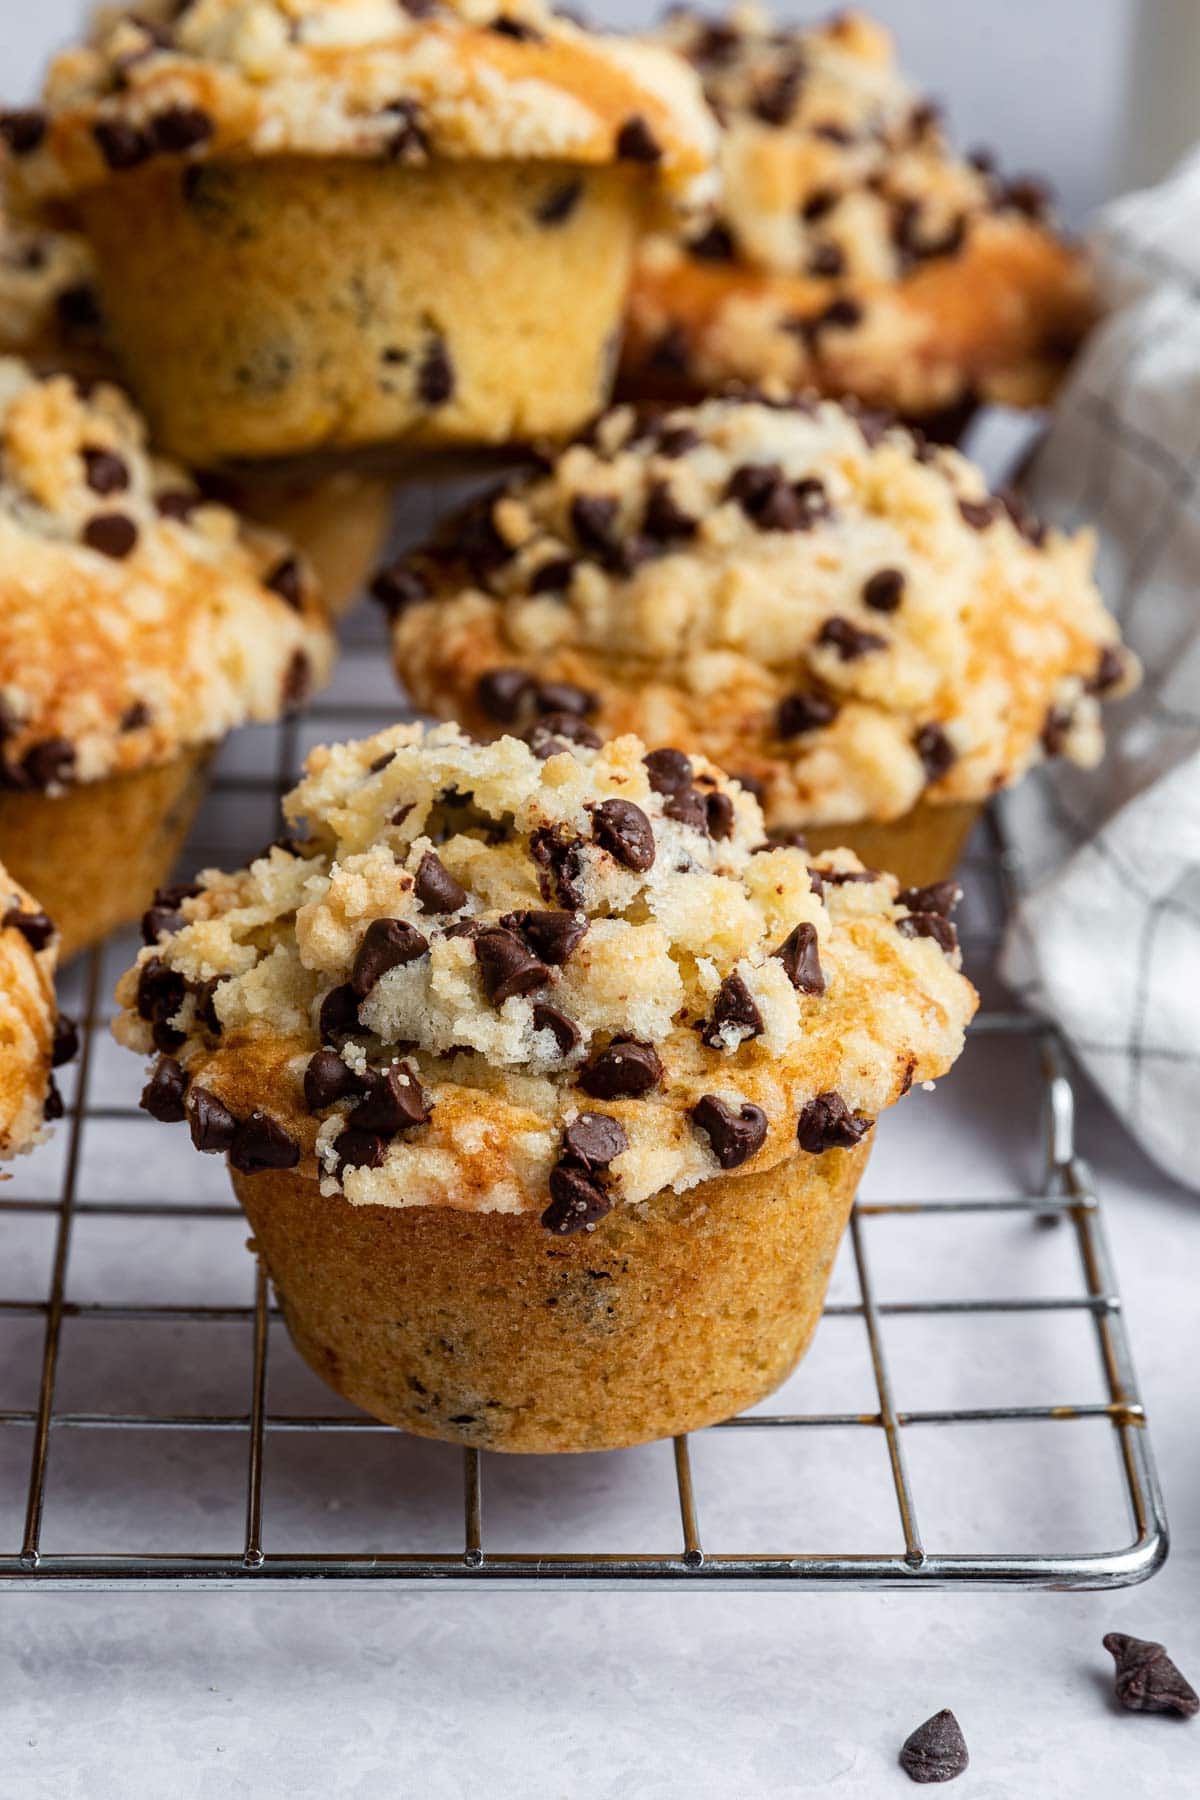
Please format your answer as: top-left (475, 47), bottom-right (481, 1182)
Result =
top-left (0, 861), bottom-right (74, 1158)
top-left (0, 192), bottom-right (107, 377)
top-left (9, 0), bottom-right (716, 463)
top-left (0, 360), bottom-right (335, 957)
top-left (384, 395), bottom-right (1136, 886)
top-left (113, 720), bottom-right (976, 1452)
top-left (621, 6), bottom-right (1095, 434)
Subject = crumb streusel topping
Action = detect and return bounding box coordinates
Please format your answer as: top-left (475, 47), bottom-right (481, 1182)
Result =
top-left (0, 861), bottom-right (73, 1158)
top-left (385, 395), bottom-right (1136, 829)
top-left (114, 721), bottom-right (976, 1229)
top-left (0, 359), bottom-right (334, 791)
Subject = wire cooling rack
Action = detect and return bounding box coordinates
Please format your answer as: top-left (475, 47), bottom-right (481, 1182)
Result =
top-left (0, 600), bottom-right (1169, 1592)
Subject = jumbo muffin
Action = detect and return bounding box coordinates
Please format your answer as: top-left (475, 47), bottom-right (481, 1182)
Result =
top-left (0, 359), bottom-right (335, 958)
top-left (622, 6), bottom-right (1095, 434)
top-left (114, 720), bottom-right (975, 1452)
top-left (0, 862), bottom-right (75, 1159)
top-left (9, 0), bottom-right (716, 463)
top-left (384, 395), bottom-right (1136, 886)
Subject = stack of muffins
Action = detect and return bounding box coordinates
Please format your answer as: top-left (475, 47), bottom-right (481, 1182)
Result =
top-left (0, 3), bottom-right (1133, 1455)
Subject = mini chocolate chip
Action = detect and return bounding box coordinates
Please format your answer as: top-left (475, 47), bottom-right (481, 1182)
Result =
top-left (532, 1002), bottom-right (582, 1056)
top-left (814, 296), bottom-right (862, 334)
top-left (701, 974), bottom-right (763, 1048)
top-left (414, 851), bottom-right (467, 914)
top-left (591, 799), bottom-right (655, 871)
top-left (797, 1090), bottom-right (872, 1153)
top-left (689, 220), bottom-right (736, 261)
top-left (193, 975), bottom-right (226, 1034)
top-left (525, 714), bottom-right (603, 758)
top-left (1041, 704), bottom-right (1073, 757)
top-left (141, 1057), bottom-right (189, 1123)
top-left (1103, 1633), bottom-right (1199, 1718)
top-left (56, 282), bottom-right (104, 333)
top-left (150, 105), bottom-right (214, 154)
top-left (529, 556), bottom-right (575, 594)
top-left (774, 922), bottom-right (825, 996)
top-left (535, 680), bottom-right (597, 718)
top-left (490, 15), bottom-right (543, 40)
top-left (351, 918), bottom-right (429, 997)
top-left (189, 1088), bottom-right (238, 1155)
top-left (862, 568), bottom-right (905, 612)
top-left (616, 115), bottom-right (661, 163)
top-left (417, 337), bottom-right (455, 406)
top-left (82, 512), bottom-right (138, 559)
top-left (753, 63), bottom-right (802, 126)
top-left (318, 982), bottom-right (361, 1038)
top-left (643, 481), bottom-right (697, 542)
top-left (334, 1128), bottom-right (386, 1173)
top-left (757, 827), bottom-right (809, 852)
top-left (229, 1112), bottom-right (300, 1175)
top-left (808, 241), bottom-right (845, 278)
top-left (474, 927), bottom-right (550, 1005)
top-left (663, 787), bottom-right (707, 832)
top-left (897, 911), bottom-right (958, 955)
top-left (348, 1062), bottom-right (430, 1136)
top-left (140, 901), bottom-right (186, 944)
top-left (3, 907), bottom-right (55, 952)
top-left (120, 700), bottom-right (152, 732)
top-left (777, 692), bottom-right (837, 739)
top-left (915, 723), bottom-right (957, 782)
top-left (501, 909), bottom-right (587, 965)
top-left (52, 1014), bottom-right (79, 1068)
top-left (0, 109), bottom-right (47, 155)
top-left (136, 956), bottom-right (186, 1029)
top-left (579, 1037), bottom-right (662, 1100)
top-left (958, 497), bottom-right (998, 530)
top-left (706, 791), bottom-right (736, 840)
top-left (656, 425), bottom-right (701, 458)
top-left (477, 667), bottom-right (534, 723)
top-left (542, 1163), bottom-right (613, 1234)
top-left (82, 446), bottom-right (129, 496)
top-left (281, 648), bottom-right (312, 711)
top-left (304, 1048), bottom-right (363, 1113)
top-left (1001, 175), bottom-right (1051, 218)
top-left (1089, 645), bottom-right (1127, 696)
top-left (535, 177), bottom-right (582, 225)
top-left (93, 118), bottom-right (151, 170)
top-left (155, 488), bottom-right (198, 522)
top-left (381, 97), bottom-right (427, 159)
top-left (372, 559), bottom-right (429, 617)
top-left (997, 485), bottom-right (1047, 547)
top-left (265, 555), bottom-right (304, 610)
top-left (42, 1076), bottom-right (63, 1122)
top-left (820, 867), bottom-right (877, 886)
top-left (817, 616), bottom-right (887, 660)
top-left (21, 738), bottom-right (75, 790)
top-left (570, 493), bottom-right (621, 558)
top-left (898, 1709), bottom-right (969, 1785)
top-left (529, 825), bottom-right (587, 909)
top-left (726, 463), bottom-right (829, 532)
top-left (644, 748), bottom-right (693, 794)
top-left (898, 880), bottom-right (962, 918)
top-left (692, 1095), bottom-right (768, 1169)
top-left (368, 750), bottom-right (396, 774)
top-left (562, 1112), bottom-right (628, 1168)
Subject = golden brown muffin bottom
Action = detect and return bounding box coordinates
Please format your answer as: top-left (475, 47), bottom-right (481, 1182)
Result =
top-left (79, 157), bottom-right (646, 463)
top-left (217, 466), bottom-right (396, 619)
top-left (0, 747), bottom-right (211, 959)
top-left (804, 800), bottom-right (982, 890)
top-left (233, 1141), bottom-right (867, 1454)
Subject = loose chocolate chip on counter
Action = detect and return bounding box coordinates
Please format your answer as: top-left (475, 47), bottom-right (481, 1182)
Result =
top-left (52, 1014), bottom-right (79, 1067)
top-left (348, 1062), bottom-right (430, 1136)
top-left (82, 446), bottom-right (129, 496)
top-left (93, 118), bottom-right (151, 170)
top-left (914, 723), bottom-right (957, 782)
top-left (692, 1094), bottom-right (769, 1169)
top-left (281, 648), bottom-right (312, 711)
top-left (536, 177), bottom-right (583, 225)
top-left (542, 1162), bottom-right (613, 1234)
top-left (1088, 645), bottom-right (1127, 696)
top-left (591, 799), bottom-right (656, 871)
top-left (150, 105), bottom-right (214, 154)
top-left (774, 922), bottom-right (825, 996)
top-left (229, 1111), bottom-right (300, 1175)
top-left (701, 974), bottom-right (763, 1048)
top-left (120, 701), bottom-right (152, 732)
top-left (189, 1088), bottom-right (238, 1155)
top-left (21, 737), bottom-right (76, 791)
top-left (898, 1710), bottom-right (969, 1784)
top-left (562, 1111), bottom-right (628, 1169)
top-left (265, 555), bottom-right (304, 610)
top-left (414, 851), bottom-right (467, 914)
top-left (318, 982), bottom-right (361, 1039)
top-left (82, 512), bottom-right (138, 559)
top-left (1103, 1633), bottom-right (1199, 1717)
top-left (816, 616), bottom-right (887, 661)
top-left (475, 927), bottom-right (550, 1005)
top-left (500, 909), bottom-right (587, 965)
top-left (534, 680), bottom-right (597, 718)
top-left (529, 825), bottom-right (586, 909)
top-left (797, 1090), bottom-right (873, 1153)
top-left (898, 880), bottom-right (962, 918)
top-left (532, 1002), bottom-right (582, 1056)
top-left (372, 559), bottom-right (429, 616)
top-left (957, 497), bottom-right (998, 531)
top-left (777, 692), bottom-right (837, 739)
top-left (663, 786), bottom-right (708, 832)
top-left (477, 667), bottom-right (534, 724)
top-left (862, 567), bottom-right (906, 612)
top-left (0, 109), bottom-right (47, 155)
top-left (417, 336), bottom-right (455, 406)
top-left (304, 1047), bottom-right (364, 1113)
top-left (643, 481), bottom-right (697, 542)
top-left (616, 115), bottom-right (661, 163)
top-left (2, 907), bottom-right (55, 952)
top-left (705, 791), bottom-right (736, 840)
top-left (351, 918), bottom-right (429, 997)
top-left (141, 1056), bottom-right (189, 1123)
top-left (897, 912), bottom-right (958, 955)
top-left (334, 1128), bottom-right (386, 1173)
top-left (579, 1037), bottom-right (663, 1100)
top-left (643, 747), bottom-right (693, 794)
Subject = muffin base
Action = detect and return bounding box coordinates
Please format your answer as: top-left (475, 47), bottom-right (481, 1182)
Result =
top-left (80, 157), bottom-right (644, 463)
top-left (0, 747), bottom-right (211, 959)
top-left (233, 1142), bottom-right (869, 1454)
top-left (804, 799), bottom-right (983, 889)
top-left (216, 466), bottom-right (395, 618)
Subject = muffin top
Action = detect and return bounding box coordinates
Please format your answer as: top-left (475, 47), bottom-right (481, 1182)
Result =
top-left (386, 395), bottom-right (1136, 828)
top-left (0, 861), bottom-right (70, 1159)
top-left (8, 0), bottom-right (717, 209)
top-left (114, 721), bottom-right (976, 1229)
top-left (0, 359), bottom-right (335, 792)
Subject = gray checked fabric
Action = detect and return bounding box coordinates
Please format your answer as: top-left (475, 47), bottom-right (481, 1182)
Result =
top-left (1000, 147), bottom-right (1200, 1193)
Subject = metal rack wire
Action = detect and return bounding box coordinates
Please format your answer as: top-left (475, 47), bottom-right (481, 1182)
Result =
top-left (0, 609), bottom-right (1169, 1591)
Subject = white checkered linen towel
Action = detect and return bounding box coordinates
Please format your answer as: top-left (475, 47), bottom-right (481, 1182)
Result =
top-left (999, 148), bottom-right (1200, 1193)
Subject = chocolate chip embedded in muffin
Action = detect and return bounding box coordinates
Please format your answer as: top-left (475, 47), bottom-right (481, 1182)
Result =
top-left (82, 446), bottom-right (129, 496)
top-left (265, 555), bottom-right (304, 610)
top-left (897, 912), bottom-right (958, 955)
top-left (230, 1111), bottom-right (300, 1175)
top-left (347, 1062), bottom-right (431, 1136)
top-left (816, 616), bottom-right (887, 661)
top-left (304, 1047), bottom-right (364, 1112)
top-left (189, 1087), bottom-right (238, 1154)
top-left (898, 880), bottom-right (962, 918)
top-left (140, 1055), bottom-right (189, 1122)
top-left (616, 116), bottom-right (662, 163)
top-left (542, 1160), bottom-right (613, 1234)
top-left (643, 747), bottom-right (693, 794)
top-left (500, 909), bottom-right (587, 965)
top-left (477, 667), bottom-right (534, 724)
top-left (82, 512), bottom-right (138, 559)
top-left (774, 923), bottom-right (825, 996)
top-left (318, 982), bottom-right (361, 1039)
top-left (562, 1111), bottom-right (628, 1169)
top-left (862, 568), bottom-right (906, 612)
top-left (692, 1094), bottom-right (768, 1168)
top-left (0, 109), bottom-right (47, 156)
top-left (532, 1002), bottom-right (582, 1056)
top-left (701, 973), bottom-right (763, 1048)
top-left (914, 723), bottom-right (957, 782)
top-left (777, 693), bottom-right (837, 739)
top-left (414, 851), bottom-right (467, 914)
top-left (579, 1036), bottom-right (663, 1099)
top-left (474, 926), bottom-right (550, 1004)
top-left (333, 1127), bottom-right (387, 1173)
top-left (591, 798), bottom-right (656, 871)
top-left (2, 906), bottom-right (56, 952)
top-left (797, 1090), bottom-right (873, 1153)
top-left (351, 918), bottom-right (429, 997)
top-left (536, 177), bottom-right (584, 225)
top-left (416, 336), bottom-right (455, 406)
